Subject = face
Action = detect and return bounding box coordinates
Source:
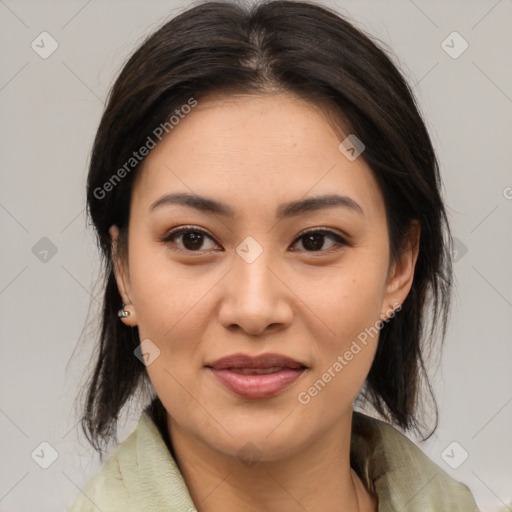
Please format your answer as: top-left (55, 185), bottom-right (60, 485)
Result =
top-left (111, 92), bottom-right (418, 462)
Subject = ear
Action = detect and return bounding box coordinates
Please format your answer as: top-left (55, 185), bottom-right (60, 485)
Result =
top-left (109, 225), bottom-right (137, 327)
top-left (380, 220), bottom-right (420, 321)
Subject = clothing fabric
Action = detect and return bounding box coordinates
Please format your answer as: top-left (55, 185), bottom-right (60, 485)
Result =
top-left (69, 405), bottom-right (479, 511)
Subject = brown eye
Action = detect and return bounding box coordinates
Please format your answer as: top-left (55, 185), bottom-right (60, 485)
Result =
top-left (162, 227), bottom-right (219, 252)
top-left (291, 229), bottom-right (348, 252)
top-left (161, 226), bottom-right (348, 254)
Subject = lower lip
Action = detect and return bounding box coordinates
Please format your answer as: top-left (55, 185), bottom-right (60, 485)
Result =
top-left (209, 367), bottom-right (306, 399)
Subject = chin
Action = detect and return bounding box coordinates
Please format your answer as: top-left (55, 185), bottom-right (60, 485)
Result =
top-left (202, 415), bottom-right (310, 463)
top-left (214, 433), bottom-right (305, 464)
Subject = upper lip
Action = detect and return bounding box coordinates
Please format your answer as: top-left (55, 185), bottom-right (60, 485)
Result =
top-left (206, 353), bottom-right (307, 370)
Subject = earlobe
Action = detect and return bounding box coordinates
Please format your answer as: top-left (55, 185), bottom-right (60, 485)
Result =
top-left (379, 301), bottom-right (402, 322)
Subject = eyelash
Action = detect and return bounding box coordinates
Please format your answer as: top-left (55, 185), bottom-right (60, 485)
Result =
top-left (160, 226), bottom-right (349, 255)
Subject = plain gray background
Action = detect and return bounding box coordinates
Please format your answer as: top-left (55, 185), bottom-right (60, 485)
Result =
top-left (0, 0), bottom-right (511, 510)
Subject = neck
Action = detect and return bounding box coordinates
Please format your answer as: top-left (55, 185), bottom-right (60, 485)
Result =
top-left (166, 411), bottom-right (374, 512)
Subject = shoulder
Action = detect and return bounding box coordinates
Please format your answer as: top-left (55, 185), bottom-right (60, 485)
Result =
top-left (351, 412), bottom-right (480, 512)
top-left (68, 412), bottom-right (196, 512)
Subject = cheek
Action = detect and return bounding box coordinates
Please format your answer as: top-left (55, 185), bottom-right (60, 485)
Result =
top-left (302, 251), bottom-right (388, 396)
top-left (127, 240), bottom-right (204, 343)
top-left (318, 254), bottom-right (388, 341)
top-left (297, 286), bottom-right (382, 421)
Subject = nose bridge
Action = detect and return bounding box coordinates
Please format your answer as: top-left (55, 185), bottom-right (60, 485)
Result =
top-left (234, 234), bottom-right (279, 303)
top-left (218, 234), bottom-right (292, 334)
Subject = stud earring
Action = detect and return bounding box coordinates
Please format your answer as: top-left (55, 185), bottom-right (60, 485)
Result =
top-left (118, 302), bottom-right (132, 318)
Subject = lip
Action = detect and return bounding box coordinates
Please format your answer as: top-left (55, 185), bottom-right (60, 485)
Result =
top-left (205, 352), bottom-right (308, 399)
top-left (207, 353), bottom-right (306, 370)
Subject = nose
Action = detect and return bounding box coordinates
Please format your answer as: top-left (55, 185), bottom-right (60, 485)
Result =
top-left (217, 244), bottom-right (294, 336)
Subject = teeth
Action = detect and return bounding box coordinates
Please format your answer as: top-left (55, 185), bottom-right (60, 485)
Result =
top-left (230, 367), bottom-right (284, 375)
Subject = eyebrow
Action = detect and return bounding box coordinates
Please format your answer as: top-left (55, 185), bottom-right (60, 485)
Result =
top-left (148, 192), bottom-right (364, 218)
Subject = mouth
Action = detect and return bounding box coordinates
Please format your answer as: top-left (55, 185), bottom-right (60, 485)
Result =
top-left (228, 366), bottom-right (295, 375)
top-left (205, 353), bottom-right (308, 399)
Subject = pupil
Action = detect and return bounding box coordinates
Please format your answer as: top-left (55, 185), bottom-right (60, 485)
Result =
top-left (303, 233), bottom-right (323, 251)
top-left (183, 232), bottom-right (203, 250)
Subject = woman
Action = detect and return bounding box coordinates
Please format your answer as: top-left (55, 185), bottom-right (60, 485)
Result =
top-left (69, 1), bottom-right (479, 510)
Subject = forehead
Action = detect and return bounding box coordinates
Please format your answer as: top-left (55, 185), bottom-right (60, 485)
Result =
top-left (131, 93), bottom-right (385, 221)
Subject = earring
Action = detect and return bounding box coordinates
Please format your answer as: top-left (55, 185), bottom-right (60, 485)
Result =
top-left (118, 302), bottom-right (132, 318)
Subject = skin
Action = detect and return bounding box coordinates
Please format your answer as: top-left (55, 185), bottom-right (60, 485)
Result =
top-left (110, 92), bottom-right (420, 512)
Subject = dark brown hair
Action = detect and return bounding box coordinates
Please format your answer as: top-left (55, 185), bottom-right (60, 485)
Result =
top-left (78, 0), bottom-right (453, 457)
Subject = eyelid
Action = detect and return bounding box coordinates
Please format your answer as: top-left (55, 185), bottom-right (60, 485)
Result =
top-left (160, 225), bottom-right (349, 253)
top-left (161, 225), bottom-right (221, 251)
top-left (292, 227), bottom-right (349, 253)
top-left (298, 226), bottom-right (348, 241)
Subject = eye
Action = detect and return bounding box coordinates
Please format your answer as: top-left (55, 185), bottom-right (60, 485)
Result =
top-left (161, 226), bottom-right (348, 254)
top-left (290, 228), bottom-right (348, 253)
top-left (161, 226), bottom-right (220, 253)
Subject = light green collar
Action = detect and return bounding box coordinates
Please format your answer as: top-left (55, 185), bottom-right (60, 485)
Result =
top-left (70, 410), bottom-right (478, 511)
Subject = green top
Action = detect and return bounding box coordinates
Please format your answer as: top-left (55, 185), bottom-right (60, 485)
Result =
top-left (69, 410), bottom-right (479, 511)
